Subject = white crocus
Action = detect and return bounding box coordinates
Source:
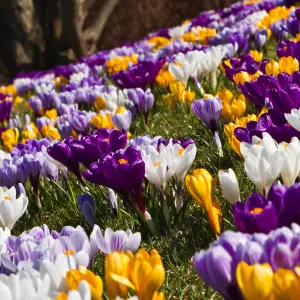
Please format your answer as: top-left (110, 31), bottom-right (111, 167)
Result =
top-left (142, 145), bottom-right (173, 192)
top-left (0, 270), bottom-right (52, 300)
top-left (218, 169), bottom-right (240, 204)
top-left (241, 133), bottom-right (283, 195)
top-left (159, 141), bottom-right (197, 183)
top-left (169, 58), bottom-right (192, 83)
top-left (0, 227), bottom-right (10, 254)
top-left (285, 108), bottom-right (300, 132)
top-left (100, 90), bottom-right (129, 111)
top-left (0, 186), bottom-right (28, 229)
top-left (0, 150), bottom-right (11, 168)
top-left (169, 22), bottom-right (191, 38)
top-left (65, 281), bottom-right (91, 300)
top-left (278, 137), bottom-right (300, 186)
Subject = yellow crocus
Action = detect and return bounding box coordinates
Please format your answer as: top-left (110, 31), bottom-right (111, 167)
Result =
top-left (106, 54), bottom-right (138, 74)
top-left (273, 268), bottom-right (300, 300)
top-left (64, 266), bottom-right (103, 300)
top-left (249, 50), bottom-right (263, 62)
top-left (1, 128), bottom-right (19, 152)
top-left (169, 82), bottom-right (185, 102)
top-left (94, 96), bottom-right (107, 111)
top-left (147, 36), bottom-right (171, 51)
top-left (163, 93), bottom-right (175, 109)
top-left (218, 89), bottom-right (247, 121)
top-left (91, 113), bottom-right (114, 129)
top-left (105, 251), bottom-right (132, 299)
top-left (110, 249), bottom-right (165, 300)
top-left (279, 56), bottom-right (299, 75)
top-left (224, 123), bottom-right (242, 158)
top-left (265, 59), bottom-right (280, 76)
top-left (236, 262), bottom-right (274, 300)
top-left (208, 200), bottom-right (222, 235)
top-left (185, 168), bottom-right (213, 212)
top-left (45, 108), bottom-right (58, 123)
top-left (41, 125), bottom-right (61, 141)
top-left (233, 71), bottom-right (251, 85)
top-left (129, 249), bottom-right (165, 300)
top-left (155, 63), bottom-right (175, 88)
top-left (235, 114), bottom-right (257, 128)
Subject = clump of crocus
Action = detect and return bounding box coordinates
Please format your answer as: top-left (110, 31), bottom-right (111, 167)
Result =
top-left (185, 168), bottom-right (222, 235)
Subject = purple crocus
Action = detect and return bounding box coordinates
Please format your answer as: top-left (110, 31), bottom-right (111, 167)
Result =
top-left (191, 97), bottom-right (222, 132)
top-left (78, 193), bottom-right (96, 227)
top-left (90, 225), bottom-right (141, 255)
top-left (233, 193), bottom-right (278, 234)
top-left (83, 146), bottom-right (145, 201)
top-left (0, 94), bottom-right (13, 124)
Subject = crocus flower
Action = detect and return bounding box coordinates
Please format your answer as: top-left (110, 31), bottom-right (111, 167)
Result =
top-left (185, 168), bottom-right (213, 213)
top-left (111, 109), bottom-right (132, 132)
top-left (78, 193), bottom-right (96, 227)
top-left (90, 225), bottom-right (141, 255)
top-left (278, 137), bottom-right (300, 186)
top-left (233, 193), bottom-right (278, 234)
top-left (0, 227), bottom-right (10, 254)
top-left (127, 88), bottom-right (155, 116)
top-left (105, 251), bottom-right (131, 299)
top-left (108, 188), bottom-right (118, 216)
top-left (285, 107), bottom-right (300, 132)
top-left (236, 262), bottom-right (273, 300)
top-left (191, 97), bottom-right (222, 132)
top-left (0, 186), bottom-right (28, 229)
top-left (240, 133), bottom-right (283, 195)
top-left (254, 29), bottom-right (267, 49)
top-left (109, 249), bottom-right (165, 300)
top-left (83, 146), bottom-right (145, 200)
top-left (218, 168), bottom-right (240, 204)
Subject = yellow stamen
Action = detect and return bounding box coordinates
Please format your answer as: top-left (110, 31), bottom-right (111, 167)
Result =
top-left (154, 162), bottom-right (162, 167)
top-left (118, 159), bottom-right (128, 165)
top-left (3, 196), bottom-right (10, 201)
top-left (250, 207), bottom-right (263, 214)
top-left (64, 250), bottom-right (75, 256)
top-left (178, 148), bottom-right (184, 157)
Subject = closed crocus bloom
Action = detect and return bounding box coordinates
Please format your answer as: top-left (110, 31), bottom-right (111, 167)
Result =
top-left (45, 108), bottom-right (58, 123)
top-left (233, 72), bottom-right (251, 86)
top-left (217, 89), bottom-right (233, 104)
top-left (78, 194), bottom-right (96, 227)
top-left (112, 110), bottom-right (132, 132)
top-left (191, 97), bottom-right (222, 132)
top-left (218, 168), bottom-right (240, 204)
top-left (92, 113), bottom-right (114, 130)
top-left (0, 186), bottom-right (28, 229)
top-left (185, 168), bottom-right (213, 212)
top-left (249, 50), bottom-right (263, 62)
top-left (273, 268), bottom-right (300, 300)
top-left (278, 137), bottom-right (300, 186)
top-left (285, 108), bottom-right (300, 132)
top-left (279, 57), bottom-right (299, 75)
top-left (1, 128), bottom-right (19, 152)
top-left (208, 200), bottom-right (222, 236)
top-left (105, 251), bottom-right (131, 299)
top-left (224, 123), bottom-right (242, 158)
top-left (236, 262), bottom-right (273, 300)
top-left (265, 59), bottom-right (280, 76)
top-left (41, 124), bottom-right (61, 141)
top-left (231, 93), bottom-right (247, 119)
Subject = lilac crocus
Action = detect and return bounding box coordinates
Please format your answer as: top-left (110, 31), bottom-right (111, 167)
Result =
top-left (78, 193), bottom-right (96, 227)
top-left (0, 94), bottom-right (13, 124)
top-left (191, 97), bottom-right (222, 132)
top-left (254, 29), bottom-right (267, 49)
top-left (111, 110), bottom-right (132, 132)
top-left (127, 88), bottom-right (155, 116)
top-left (90, 225), bottom-right (141, 255)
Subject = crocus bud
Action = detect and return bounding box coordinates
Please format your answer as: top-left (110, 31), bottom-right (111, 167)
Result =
top-left (218, 168), bottom-right (240, 204)
top-left (111, 110), bottom-right (132, 132)
top-left (77, 193), bottom-right (96, 227)
top-left (16, 183), bottom-right (26, 197)
top-left (108, 188), bottom-right (118, 216)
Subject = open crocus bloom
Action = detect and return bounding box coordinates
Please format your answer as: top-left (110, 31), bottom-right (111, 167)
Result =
top-left (90, 225), bottom-right (141, 255)
top-left (0, 186), bottom-right (28, 230)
